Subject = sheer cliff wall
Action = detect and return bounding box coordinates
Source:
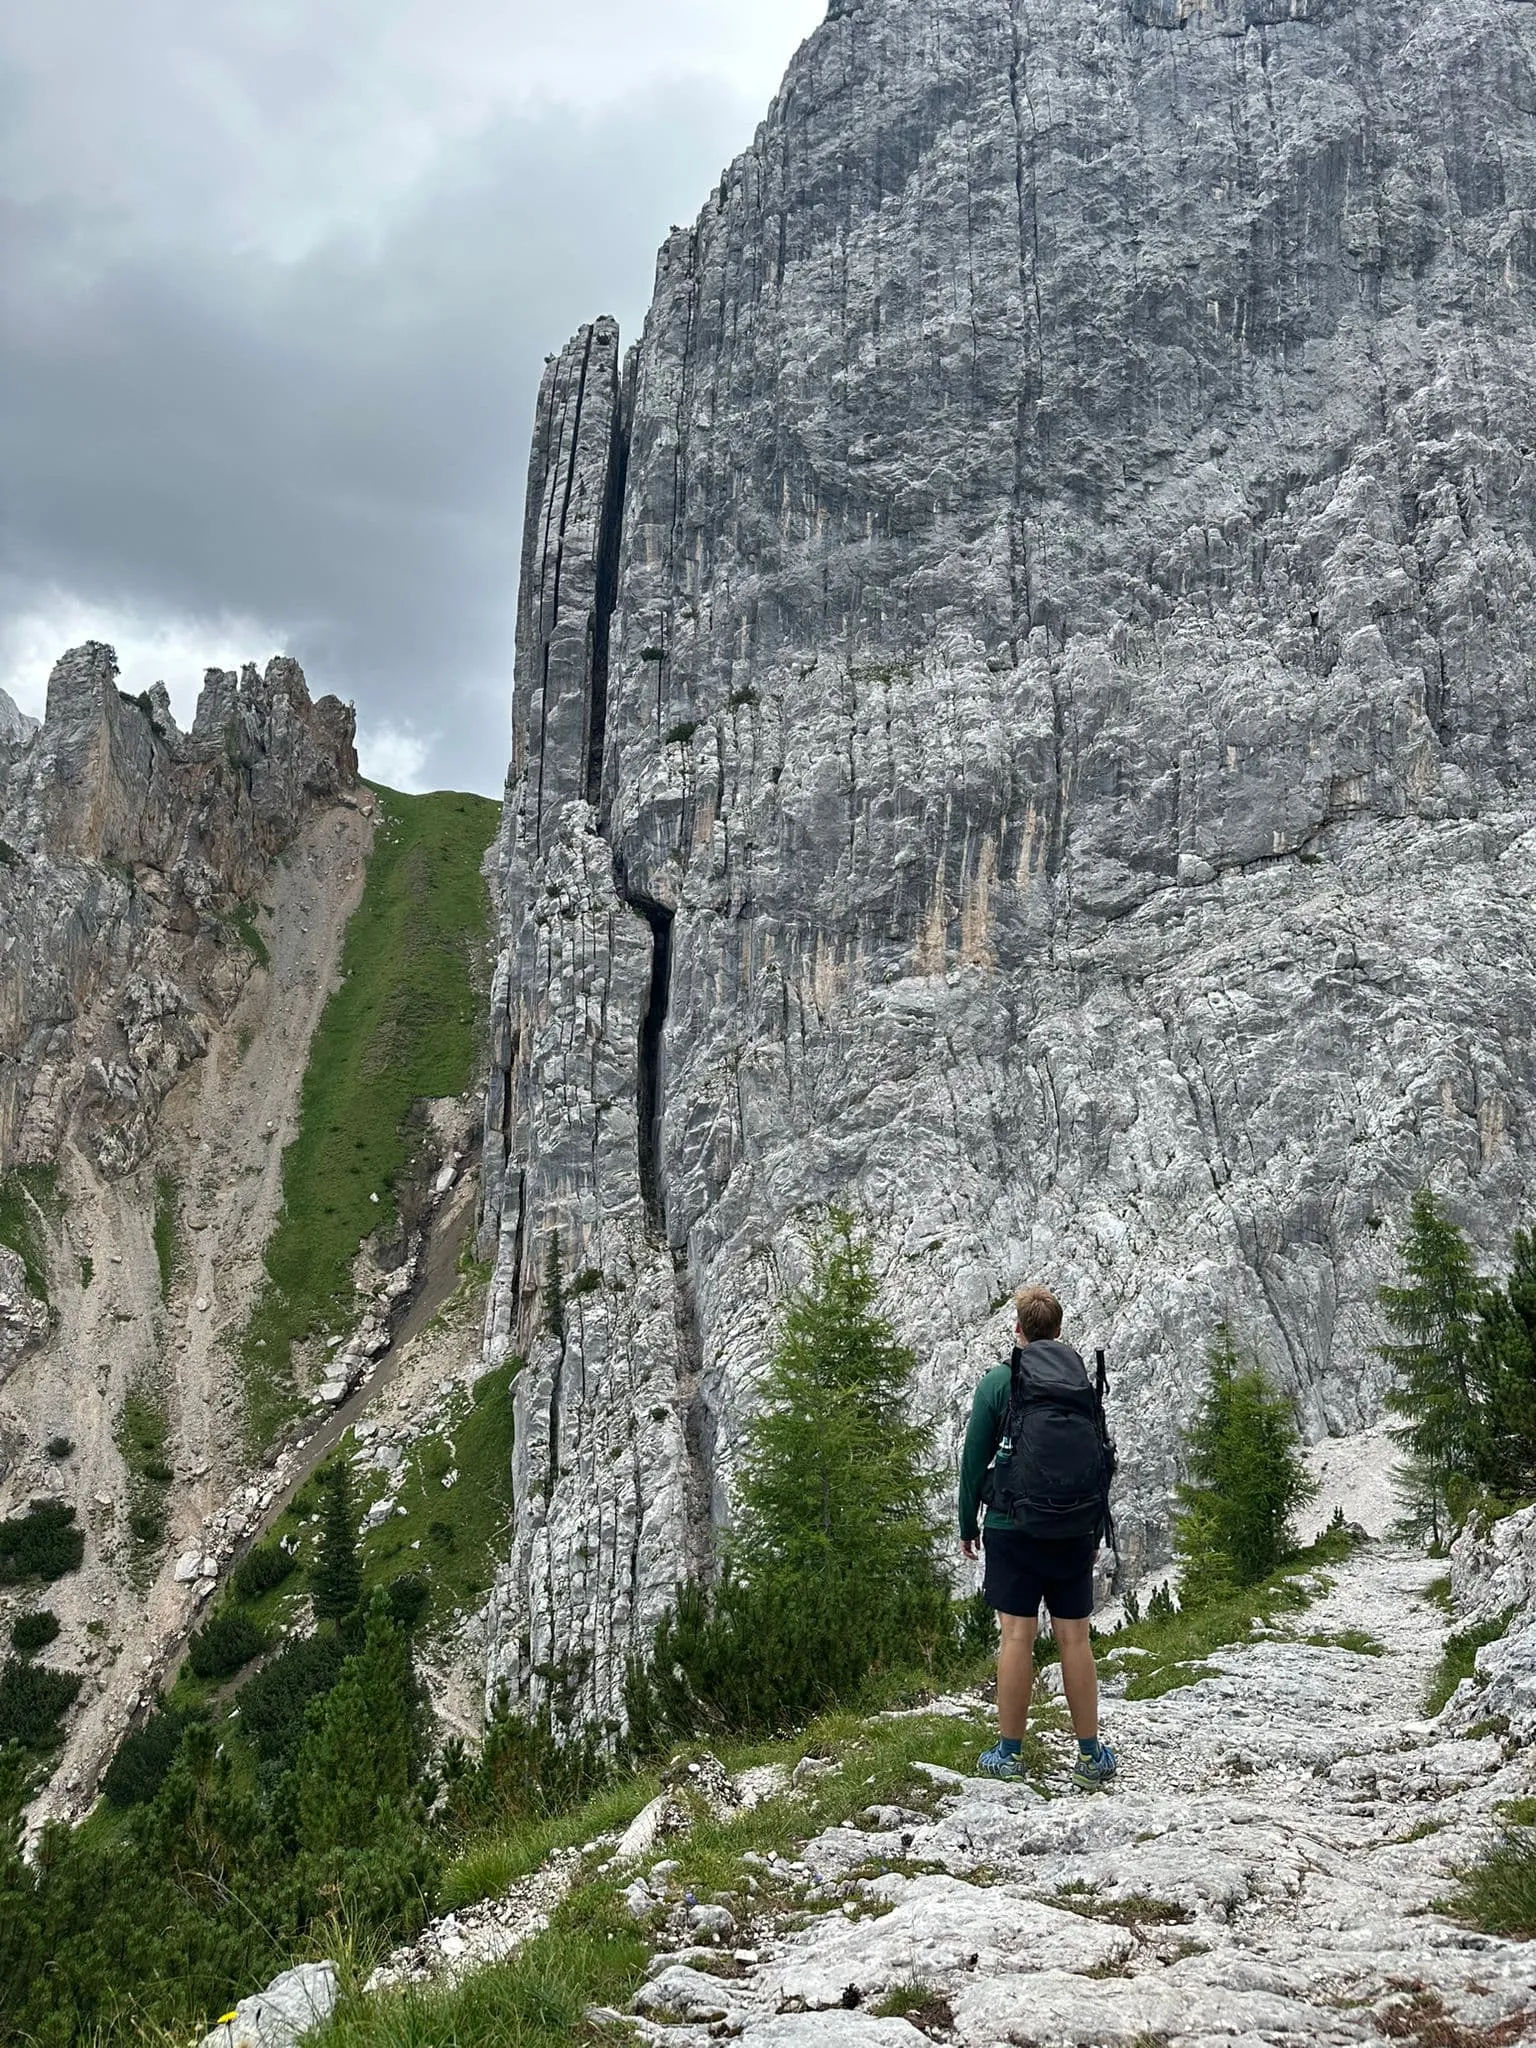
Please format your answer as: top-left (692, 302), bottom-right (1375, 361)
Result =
top-left (482, 0), bottom-right (1536, 1717)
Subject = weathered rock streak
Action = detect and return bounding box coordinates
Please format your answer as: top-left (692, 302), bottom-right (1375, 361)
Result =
top-left (484, 0), bottom-right (1536, 1716)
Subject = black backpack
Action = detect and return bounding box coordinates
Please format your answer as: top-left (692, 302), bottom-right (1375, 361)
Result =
top-left (987, 1340), bottom-right (1117, 1545)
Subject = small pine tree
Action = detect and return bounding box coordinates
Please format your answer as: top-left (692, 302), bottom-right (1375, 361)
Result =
top-left (310, 1461), bottom-right (363, 1624)
top-left (1379, 1189), bottom-right (1490, 1535)
top-left (732, 1211), bottom-right (944, 1607)
top-left (293, 1590), bottom-right (414, 1854)
top-left (1467, 1227), bottom-right (1536, 1503)
top-left (626, 1210), bottom-right (951, 1744)
top-left (543, 1231), bottom-right (564, 1342)
top-left (1174, 1327), bottom-right (1315, 1600)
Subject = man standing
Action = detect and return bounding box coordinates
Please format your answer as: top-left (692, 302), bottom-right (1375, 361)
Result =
top-left (959, 1285), bottom-right (1118, 1789)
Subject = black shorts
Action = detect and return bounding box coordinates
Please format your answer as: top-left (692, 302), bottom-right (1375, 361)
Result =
top-left (982, 1528), bottom-right (1098, 1621)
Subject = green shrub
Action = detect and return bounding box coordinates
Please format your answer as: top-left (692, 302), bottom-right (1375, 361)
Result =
top-left (101, 1705), bottom-right (197, 1808)
top-left (0, 1657), bottom-right (80, 1749)
top-left (235, 1631), bottom-right (348, 1771)
top-left (187, 1609), bottom-right (269, 1684)
top-left (117, 1386), bottom-right (172, 1565)
top-left (1173, 1328), bottom-right (1315, 1600)
top-left (231, 1540), bottom-right (295, 1603)
top-left (10, 1611), bottom-right (60, 1657)
top-left (386, 1571), bottom-right (431, 1634)
top-left (44, 1436), bottom-right (73, 1461)
top-left (0, 1501), bottom-right (84, 1584)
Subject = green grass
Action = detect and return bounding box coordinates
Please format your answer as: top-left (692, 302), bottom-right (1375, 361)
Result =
top-left (227, 901), bottom-right (271, 970)
top-left (322, 1889), bottom-right (648, 2048)
top-left (337, 1699), bottom-right (1023, 2048)
top-left (440, 1697), bottom-right (1017, 1919)
top-left (1296, 1629), bottom-right (1386, 1656)
top-left (236, 786), bottom-right (497, 1449)
top-left (1102, 1525), bottom-right (1363, 1702)
top-left (0, 1166), bottom-right (57, 1301)
top-left (152, 1173), bottom-right (178, 1299)
top-left (116, 1386), bottom-right (173, 1575)
top-left (1424, 1609), bottom-right (1516, 1716)
top-left (1449, 1825), bottom-right (1536, 1937)
top-left (356, 1365), bottom-right (517, 1637)
top-left (1424, 1575), bottom-right (1454, 1613)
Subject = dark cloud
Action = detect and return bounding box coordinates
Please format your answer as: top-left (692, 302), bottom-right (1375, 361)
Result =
top-left (0, 14), bottom-right (820, 793)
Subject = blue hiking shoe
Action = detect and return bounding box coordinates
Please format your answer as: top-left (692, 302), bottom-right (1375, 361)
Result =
top-left (976, 1742), bottom-right (1029, 1781)
top-left (1071, 1739), bottom-right (1118, 1791)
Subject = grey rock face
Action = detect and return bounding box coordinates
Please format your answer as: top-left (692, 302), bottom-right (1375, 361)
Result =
top-left (484, 0), bottom-right (1536, 1718)
top-left (0, 688), bottom-right (39, 751)
top-left (0, 643), bottom-right (358, 1184)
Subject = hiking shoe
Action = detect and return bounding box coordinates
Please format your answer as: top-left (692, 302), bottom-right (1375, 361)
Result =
top-left (976, 1742), bottom-right (1029, 1781)
top-left (1071, 1740), bottom-right (1118, 1791)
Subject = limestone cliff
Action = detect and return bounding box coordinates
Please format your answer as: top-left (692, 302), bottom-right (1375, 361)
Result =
top-left (0, 644), bottom-right (358, 1186)
top-left (482, 0), bottom-right (1536, 1718)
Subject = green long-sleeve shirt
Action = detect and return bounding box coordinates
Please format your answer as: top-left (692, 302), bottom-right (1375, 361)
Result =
top-left (958, 1361), bottom-right (1020, 1542)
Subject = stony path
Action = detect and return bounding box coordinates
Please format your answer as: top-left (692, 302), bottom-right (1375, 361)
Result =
top-left (618, 1545), bottom-right (1536, 2047)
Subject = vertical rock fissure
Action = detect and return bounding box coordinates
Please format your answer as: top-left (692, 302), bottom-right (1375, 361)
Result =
top-left (635, 900), bottom-right (674, 1237)
top-left (586, 379), bottom-right (632, 813)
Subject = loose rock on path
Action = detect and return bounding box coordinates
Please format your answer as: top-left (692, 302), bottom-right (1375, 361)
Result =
top-left (612, 1542), bottom-right (1536, 2046)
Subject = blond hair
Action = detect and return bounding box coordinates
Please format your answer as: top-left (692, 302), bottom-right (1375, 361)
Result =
top-left (1014, 1285), bottom-right (1063, 1343)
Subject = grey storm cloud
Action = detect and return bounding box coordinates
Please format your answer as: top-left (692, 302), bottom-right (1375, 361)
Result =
top-left (0, 2), bottom-right (825, 795)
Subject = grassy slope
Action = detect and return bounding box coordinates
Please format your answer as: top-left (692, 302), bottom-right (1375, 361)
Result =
top-left (239, 786), bottom-right (498, 1448)
top-left (0, 1165), bottom-right (58, 1301)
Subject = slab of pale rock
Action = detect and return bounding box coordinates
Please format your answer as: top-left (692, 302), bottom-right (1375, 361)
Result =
top-left (198, 1963), bottom-right (337, 2048)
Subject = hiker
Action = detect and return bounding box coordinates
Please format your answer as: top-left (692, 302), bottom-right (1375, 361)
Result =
top-left (959, 1284), bottom-right (1118, 1789)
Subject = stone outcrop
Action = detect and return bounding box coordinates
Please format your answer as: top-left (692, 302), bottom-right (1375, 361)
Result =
top-left (0, 643), bottom-right (358, 1184)
top-left (483, 0), bottom-right (1536, 1719)
top-left (197, 1962), bottom-right (337, 2048)
top-left (0, 687), bottom-right (39, 751)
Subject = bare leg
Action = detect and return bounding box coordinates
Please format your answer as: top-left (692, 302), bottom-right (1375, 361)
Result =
top-left (996, 1611), bottom-right (1037, 1742)
top-left (1053, 1615), bottom-right (1099, 1742)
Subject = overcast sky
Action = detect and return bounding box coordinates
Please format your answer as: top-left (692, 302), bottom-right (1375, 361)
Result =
top-left (0, 1), bottom-right (826, 794)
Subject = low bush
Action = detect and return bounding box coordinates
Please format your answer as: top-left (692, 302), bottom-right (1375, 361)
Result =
top-left (0, 1657), bottom-right (80, 1749)
top-left (236, 1630), bottom-right (348, 1771)
top-left (10, 1611), bottom-right (60, 1657)
top-left (101, 1705), bottom-right (197, 1809)
top-left (231, 1540), bottom-right (295, 1603)
top-left (44, 1436), bottom-right (73, 1461)
top-left (186, 1609), bottom-right (269, 1685)
top-left (0, 1501), bottom-right (84, 1584)
top-left (386, 1571), bottom-right (431, 1634)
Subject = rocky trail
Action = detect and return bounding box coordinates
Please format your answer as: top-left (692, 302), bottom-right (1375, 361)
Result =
top-left (610, 1542), bottom-right (1536, 2047)
top-left (352, 1536), bottom-right (1536, 2048)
